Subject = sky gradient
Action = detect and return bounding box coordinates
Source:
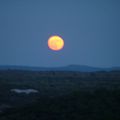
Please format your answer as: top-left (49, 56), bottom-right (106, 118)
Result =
top-left (0, 0), bottom-right (120, 68)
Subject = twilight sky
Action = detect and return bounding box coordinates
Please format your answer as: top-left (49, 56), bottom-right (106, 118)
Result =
top-left (0, 0), bottom-right (120, 68)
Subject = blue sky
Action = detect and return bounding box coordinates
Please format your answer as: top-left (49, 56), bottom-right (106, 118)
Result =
top-left (0, 0), bottom-right (120, 67)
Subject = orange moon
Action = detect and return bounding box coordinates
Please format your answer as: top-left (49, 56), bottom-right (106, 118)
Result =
top-left (48, 35), bottom-right (64, 51)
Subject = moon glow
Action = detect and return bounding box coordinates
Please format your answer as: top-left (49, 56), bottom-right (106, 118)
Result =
top-left (48, 36), bottom-right (64, 51)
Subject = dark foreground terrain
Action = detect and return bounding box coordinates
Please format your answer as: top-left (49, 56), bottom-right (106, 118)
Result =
top-left (0, 70), bottom-right (120, 120)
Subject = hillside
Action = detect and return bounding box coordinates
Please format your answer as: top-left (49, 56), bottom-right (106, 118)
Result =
top-left (0, 65), bottom-right (120, 72)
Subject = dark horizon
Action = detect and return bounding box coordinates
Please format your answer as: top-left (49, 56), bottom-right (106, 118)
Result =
top-left (0, 63), bottom-right (120, 68)
top-left (0, 64), bottom-right (120, 73)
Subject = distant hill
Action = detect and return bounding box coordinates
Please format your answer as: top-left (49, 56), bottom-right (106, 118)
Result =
top-left (0, 65), bottom-right (120, 72)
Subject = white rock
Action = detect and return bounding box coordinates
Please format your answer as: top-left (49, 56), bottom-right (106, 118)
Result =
top-left (11, 89), bottom-right (39, 94)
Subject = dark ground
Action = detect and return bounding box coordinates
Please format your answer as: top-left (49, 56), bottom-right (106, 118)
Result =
top-left (0, 70), bottom-right (120, 120)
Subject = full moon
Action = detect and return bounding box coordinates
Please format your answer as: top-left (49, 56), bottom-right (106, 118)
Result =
top-left (48, 35), bottom-right (64, 51)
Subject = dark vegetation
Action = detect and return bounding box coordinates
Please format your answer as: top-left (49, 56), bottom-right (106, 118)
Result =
top-left (0, 70), bottom-right (120, 120)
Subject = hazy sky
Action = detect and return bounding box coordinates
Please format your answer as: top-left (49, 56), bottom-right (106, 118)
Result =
top-left (0, 0), bottom-right (120, 67)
